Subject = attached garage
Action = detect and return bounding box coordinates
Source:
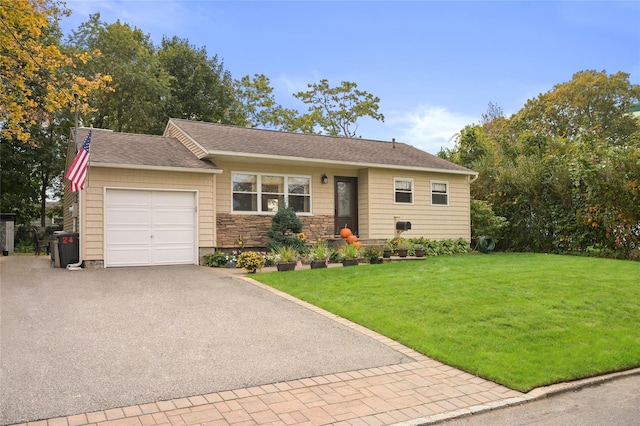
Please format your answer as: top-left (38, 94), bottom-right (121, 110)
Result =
top-left (105, 189), bottom-right (198, 267)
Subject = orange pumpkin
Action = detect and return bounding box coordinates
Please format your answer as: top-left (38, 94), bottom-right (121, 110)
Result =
top-left (353, 241), bottom-right (363, 249)
top-left (346, 235), bottom-right (358, 244)
top-left (339, 227), bottom-right (352, 238)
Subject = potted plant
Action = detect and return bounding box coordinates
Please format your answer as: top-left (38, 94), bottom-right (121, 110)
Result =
top-left (363, 246), bottom-right (383, 264)
top-left (339, 243), bottom-right (360, 266)
top-left (382, 243), bottom-right (392, 259)
top-left (273, 245), bottom-right (299, 271)
top-left (412, 243), bottom-right (425, 257)
top-left (396, 239), bottom-right (411, 257)
top-left (236, 251), bottom-right (265, 273)
top-left (309, 242), bottom-right (332, 269)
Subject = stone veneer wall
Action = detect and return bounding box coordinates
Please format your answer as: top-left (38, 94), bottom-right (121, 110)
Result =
top-left (216, 213), bottom-right (334, 248)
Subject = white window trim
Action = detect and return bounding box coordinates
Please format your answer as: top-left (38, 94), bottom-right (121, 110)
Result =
top-left (394, 177), bottom-right (414, 205)
top-left (231, 172), bottom-right (313, 215)
top-left (431, 180), bottom-right (449, 206)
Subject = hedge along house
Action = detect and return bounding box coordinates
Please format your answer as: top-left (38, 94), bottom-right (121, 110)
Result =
top-left (63, 118), bottom-right (477, 268)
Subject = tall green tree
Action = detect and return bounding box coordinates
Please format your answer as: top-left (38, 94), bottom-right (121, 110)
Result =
top-left (67, 14), bottom-right (171, 134)
top-left (235, 74), bottom-right (303, 131)
top-left (1, 134), bottom-right (40, 224)
top-left (158, 36), bottom-right (244, 125)
top-left (294, 79), bottom-right (385, 137)
top-left (235, 76), bottom-right (384, 137)
top-left (444, 71), bottom-right (640, 258)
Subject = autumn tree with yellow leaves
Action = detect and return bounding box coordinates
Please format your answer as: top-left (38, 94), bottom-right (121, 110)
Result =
top-left (1, 0), bottom-right (110, 227)
top-left (0, 0), bottom-right (110, 142)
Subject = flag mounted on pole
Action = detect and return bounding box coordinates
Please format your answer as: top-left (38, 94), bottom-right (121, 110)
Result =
top-left (66, 130), bottom-right (92, 192)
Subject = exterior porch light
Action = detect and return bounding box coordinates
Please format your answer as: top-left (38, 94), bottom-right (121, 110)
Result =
top-left (321, 174), bottom-right (329, 184)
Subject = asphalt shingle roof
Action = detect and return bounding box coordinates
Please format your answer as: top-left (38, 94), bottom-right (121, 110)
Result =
top-left (76, 121), bottom-right (475, 175)
top-left (79, 128), bottom-right (219, 171)
top-left (169, 119), bottom-right (476, 175)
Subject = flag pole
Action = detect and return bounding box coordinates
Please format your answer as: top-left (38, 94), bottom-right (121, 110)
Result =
top-left (68, 93), bottom-right (83, 270)
top-left (73, 93), bottom-right (78, 232)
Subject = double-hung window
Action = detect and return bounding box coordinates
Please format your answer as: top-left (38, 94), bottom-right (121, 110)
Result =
top-left (431, 181), bottom-right (449, 205)
top-left (394, 178), bottom-right (413, 204)
top-left (232, 173), bottom-right (311, 213)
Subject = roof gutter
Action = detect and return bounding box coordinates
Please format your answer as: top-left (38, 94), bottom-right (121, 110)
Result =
top-left (205, 151), bottom-right (478, 177)
top-left (90, 162), bottom-right (222, 174)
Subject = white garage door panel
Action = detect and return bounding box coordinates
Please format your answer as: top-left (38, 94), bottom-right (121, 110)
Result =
top-left (153, 210), bottom-right (194, 225)
top-left (108, 209), bottom-right (151, 226)
top-left (105, 189), bottom-right (196, 267)
top-left (108, 229), bottom-right (151, 244)
top-left (154, 191), bottom-right (193, 205)
top-left (154, 229), bottom-right (193, 244)
top-left (107, 248), bottom-right (152, 267)
top-left (111, 190), bottom-right (150, 203)
top-left (152, 246), bottom-right (194, 265)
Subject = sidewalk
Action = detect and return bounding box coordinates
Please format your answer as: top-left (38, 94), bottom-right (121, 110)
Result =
top-left (11, 272), bottom-right (527, 426)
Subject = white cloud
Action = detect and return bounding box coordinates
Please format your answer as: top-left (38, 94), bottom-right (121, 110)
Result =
top-left (387, 105), bottom-right (477, 154)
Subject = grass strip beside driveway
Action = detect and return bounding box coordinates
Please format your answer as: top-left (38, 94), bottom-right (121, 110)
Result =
top-left (254, 253), bottom-right (640, 392)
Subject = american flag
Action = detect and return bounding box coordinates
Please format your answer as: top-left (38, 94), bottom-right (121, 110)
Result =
top-left (66, 130), bottom-right (92, 192)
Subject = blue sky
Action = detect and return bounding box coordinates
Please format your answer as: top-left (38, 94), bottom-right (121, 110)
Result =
top-left (59, 1), bottom-right (640, 154)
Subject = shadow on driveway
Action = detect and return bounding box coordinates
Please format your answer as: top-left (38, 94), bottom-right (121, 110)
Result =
top-left (0, 256), bottom-right (412, 425)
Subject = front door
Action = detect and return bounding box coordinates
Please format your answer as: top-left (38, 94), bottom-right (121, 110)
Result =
top-left (334, 177), bottom-right (358, 235)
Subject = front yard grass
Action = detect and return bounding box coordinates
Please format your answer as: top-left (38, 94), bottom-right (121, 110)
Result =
top-left (253, 252), bottom-right (640, 392)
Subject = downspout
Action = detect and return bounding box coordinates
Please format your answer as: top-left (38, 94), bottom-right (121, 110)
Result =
top-left (67, 94), bottom-right (83, 270)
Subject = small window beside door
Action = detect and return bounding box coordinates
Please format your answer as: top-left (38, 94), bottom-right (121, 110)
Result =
top-left (394, 178), bottom-right (413, 204)
top-left (431, 181), bottom-right (449, 205)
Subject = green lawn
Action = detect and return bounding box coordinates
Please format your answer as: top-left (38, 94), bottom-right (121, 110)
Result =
top-left (253, 253), bottom-right (640, 392)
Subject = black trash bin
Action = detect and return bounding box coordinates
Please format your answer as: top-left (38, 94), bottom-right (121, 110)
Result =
top-left (56, 232), bottom-right (79, 268)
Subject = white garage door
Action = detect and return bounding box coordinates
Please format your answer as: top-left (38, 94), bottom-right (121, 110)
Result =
top-left (105, 189), bottom-right (197, 267)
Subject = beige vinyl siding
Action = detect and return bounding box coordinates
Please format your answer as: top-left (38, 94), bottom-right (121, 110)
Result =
top-left (214, 160), bottom-right (358, 217)
top-left (357, 169), bottom-right (370, 238)
top-left (367, 169), bottom-right (471, 241)
top-left (79, 167), bottom-right (215, 263)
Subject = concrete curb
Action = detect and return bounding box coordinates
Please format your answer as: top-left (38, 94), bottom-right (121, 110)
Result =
top-left (392, 367), bottom-right (640, 425)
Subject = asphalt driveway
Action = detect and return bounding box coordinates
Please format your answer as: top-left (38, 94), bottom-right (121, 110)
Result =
top-left (0, 256), bottom-right (411, 425)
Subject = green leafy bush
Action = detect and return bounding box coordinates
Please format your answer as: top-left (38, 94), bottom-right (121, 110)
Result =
top-left (265, 208), bottom-right (306, 253)
top-left (204, 250), bottom-right (231, 267)
top-left (438, 239), bottom-right (456, 255)
top-left (455, 238), bottom-right (470, 254)
top-left (14, 240), bottom-right (34, 253)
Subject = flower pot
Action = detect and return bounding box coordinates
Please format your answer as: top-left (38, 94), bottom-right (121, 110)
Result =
top-left (414, 249), bottom-right (425, 257)
top-left (342, 259), bottom-right (359, 267)
top-left (369, 257), bottom-right (383, 264)
top-left (310, 260), bottom-right (327, 269)
top-left (397, 249), bottom-right (408, 258)
top-left (383, 250), bottom-right (392, 259)
top-left (2, 250), bottom-right (8, 256)
top-left (277, 262), bottom-right (296, 272)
